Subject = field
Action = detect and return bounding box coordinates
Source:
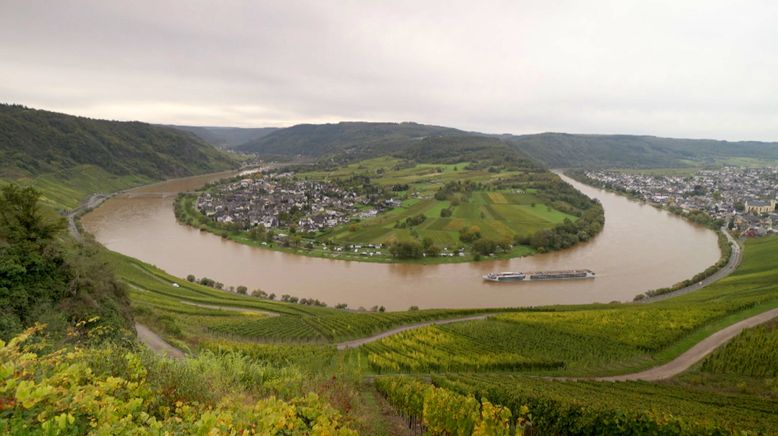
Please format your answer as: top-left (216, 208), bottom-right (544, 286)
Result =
top-left (303, 157), bottom-right (577, 247)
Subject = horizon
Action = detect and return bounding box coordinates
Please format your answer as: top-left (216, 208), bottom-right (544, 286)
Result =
top-left (2, 1), bottom-right (777, 141)
top-left (6, 101), bottom-right (778, 145)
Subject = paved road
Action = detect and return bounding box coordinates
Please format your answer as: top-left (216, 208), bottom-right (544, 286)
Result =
top-left (336, 314), bottom-right (490, 350)
top-left (639, 229), bottom-right (741, 303)
top-left (135, 323), bottom-right (185, 359)
top-left (594, 307), bottom-right (778, 381)
top-left (65, 193), bottom-right (110, 240)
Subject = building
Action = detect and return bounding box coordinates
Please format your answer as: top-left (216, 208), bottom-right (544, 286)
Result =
top-left (745, 199), bottom-right (776, 215)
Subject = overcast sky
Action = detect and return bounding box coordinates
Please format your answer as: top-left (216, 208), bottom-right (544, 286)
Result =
top-left (1, 1), bottom-right (777, 140)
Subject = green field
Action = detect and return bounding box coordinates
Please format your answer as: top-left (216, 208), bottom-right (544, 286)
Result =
top-left (303, 157), bottom-right (576, 247)
top-left (178, 155), bottom-right (596, 264)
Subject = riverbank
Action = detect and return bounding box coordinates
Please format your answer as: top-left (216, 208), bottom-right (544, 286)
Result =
top-left (174, 193), bottom-right (538, 265)
top-left (82, 170), bottom-right (719, 310)
top-left (170, 160), bottom-right (605, 265)
top-left (564, 169), bottom-right (738, 302)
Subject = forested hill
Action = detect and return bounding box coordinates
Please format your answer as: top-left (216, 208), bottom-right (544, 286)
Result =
top-left (235, 121), bottom-right (466, 158)
top-left (0, 104), bottom-right (237, 179)
top-left (0, 104), bottom-right (239, 208)
top-left (504, 132), bottom-right (778, 168)
top-left (167, 125), bottom-right (278, 149)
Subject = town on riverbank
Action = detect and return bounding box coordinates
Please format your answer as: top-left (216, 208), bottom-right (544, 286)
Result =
top-left (575, 167), bottom-right (778, 237)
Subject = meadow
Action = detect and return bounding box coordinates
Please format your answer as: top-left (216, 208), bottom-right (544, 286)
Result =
top-left (303, 157), bottom-right (577, 247)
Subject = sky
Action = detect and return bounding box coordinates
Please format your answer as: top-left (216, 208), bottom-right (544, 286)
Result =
top-left (1, 0), bottom-right (777, 140)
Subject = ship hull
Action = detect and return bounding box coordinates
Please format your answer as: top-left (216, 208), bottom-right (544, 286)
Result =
top-left (483, 270), bottom-right (595, 282)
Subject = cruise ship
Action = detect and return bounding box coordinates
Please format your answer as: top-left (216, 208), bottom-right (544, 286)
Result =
top-left (483, 269), bottom-right (596, 282)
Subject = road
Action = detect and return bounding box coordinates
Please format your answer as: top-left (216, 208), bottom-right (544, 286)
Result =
top-left (639, 229), bottom-right (741, 303)
top-left (179, 300), bottom-right (280, 316)
top-left (594, 307), bottom-right (778, 381)
top-left (336, 314), bottom-right (490, 350)
top-left (65, 193), bottom-right (111, 240)
top-left (135, 323), bottom-right (185, 359)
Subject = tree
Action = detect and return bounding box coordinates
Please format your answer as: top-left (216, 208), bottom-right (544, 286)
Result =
top-left (236, 286), bottom-right (248, 295)
top-left (473, 238), bottom-right (498, 255)
top-left (389, 240), bottom-right (423, 259)
top-left (186, 274), bottom-right (196, 282)
top-left (0, 184), bottom-right (64, 243)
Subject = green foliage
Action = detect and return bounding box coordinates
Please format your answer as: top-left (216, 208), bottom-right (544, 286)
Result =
top-left (0, 185), bottom-right (132, 340)
top-left (700, 319), bottom-right (778, 377)
top-left (0, 104), bottom-right (237, 208)
top-left (435, 374), bottom-right (778, 434)
top-left (388, 240), bottom-right (423, 259)
top-left (236, 121), bottom-right (466, 159)
top-left (0, 326), bottom-right (356, 434)
top-left (365, 326), bottom-right (563, 373)
top-left (375, 376), bottom-right (513, 436)
top-left (507, 132), bottom-right (778, 168)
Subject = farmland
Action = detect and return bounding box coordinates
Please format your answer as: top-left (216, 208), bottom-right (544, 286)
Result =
top-left (176, 155), bottom-right (602, 263)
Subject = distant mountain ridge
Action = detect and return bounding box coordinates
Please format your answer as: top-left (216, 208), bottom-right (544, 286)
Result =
top-left (504, 132), bottom-right (778, 168)
top-left (235, 121), bottom-right (468, 158)
top-left (167, 125), bottom-right (279, 149)
top-left (0, 104), bottom-right (238, 208)
top-left (0, 104), bottom-right (237, 180)
top-left (236, 120), bottom-right (778, 168)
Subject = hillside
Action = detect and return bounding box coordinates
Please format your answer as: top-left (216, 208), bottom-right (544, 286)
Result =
top-left (505, 132), bottom-right (778, 168)
top-left (237, 121), bottom-right (778, 168)
top-left (167, 125), bottom-right (278, 148)
top-left (235, 121), bottom-right (467, 158)
top-left (0, 104), bottom-right (238, 208)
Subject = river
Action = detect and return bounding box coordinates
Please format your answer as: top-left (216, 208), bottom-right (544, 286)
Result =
top-left (82, 171), bottom-right (720, 310)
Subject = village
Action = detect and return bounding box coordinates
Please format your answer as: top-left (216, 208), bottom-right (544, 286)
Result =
top-left (195, 173), bottom-right (393, 234)
top-left (582, 167), bottom-right (778, 237)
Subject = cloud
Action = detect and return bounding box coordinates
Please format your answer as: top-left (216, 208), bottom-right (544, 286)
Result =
top-left (1, 0), bottom-right (776, 140)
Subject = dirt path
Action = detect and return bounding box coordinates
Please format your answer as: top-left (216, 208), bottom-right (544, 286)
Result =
top-left (135, 323), bottom-right (185, 359)
top-left (179, 300), bottom-right (280, 317)
top-left (593, 307), bottom-right (778, 381)
top-left (336, 314), bottom-right (489, 350)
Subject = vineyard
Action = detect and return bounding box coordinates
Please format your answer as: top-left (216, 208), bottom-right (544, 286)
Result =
top-left (699, 318), bottom-right (778, 377)
top-left (365, 325), bottom-right (563, 372)
top-left (115, 252), bottom-right (506, 345)
top-left (375, 376), bottom-right (515, 435)
top-left (0, 327), bottom-right (357, 435)
top-left (429, 373), bottom-right (778, 434)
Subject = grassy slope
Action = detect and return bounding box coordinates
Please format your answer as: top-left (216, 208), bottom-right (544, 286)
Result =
top-left (114, 252), bottom-right (510, 346)
top-left (0, 104), bottom-right (237, 209)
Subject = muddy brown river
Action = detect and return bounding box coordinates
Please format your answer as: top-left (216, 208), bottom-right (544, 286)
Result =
top-left (82, 171), bottom-right (720, 310)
